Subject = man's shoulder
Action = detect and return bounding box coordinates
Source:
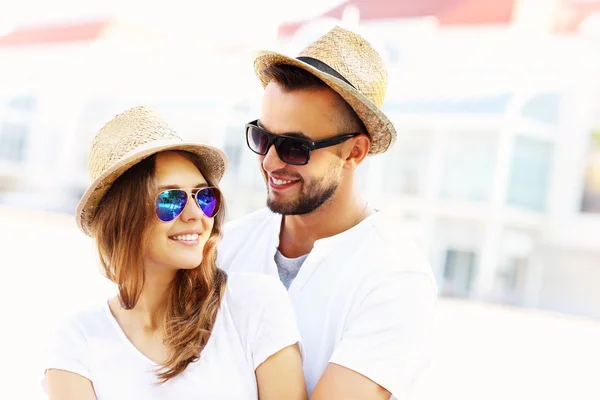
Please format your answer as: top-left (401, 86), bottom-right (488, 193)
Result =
top-left (367, 211), bottom-right (436, 280)
top-left (218, 208), bottom-right (279, 269)
top-left (225, 272), bottom-right (286, 307)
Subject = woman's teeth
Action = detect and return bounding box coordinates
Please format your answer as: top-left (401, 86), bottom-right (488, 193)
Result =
top-left (170, 233), bottom-right (199, 241)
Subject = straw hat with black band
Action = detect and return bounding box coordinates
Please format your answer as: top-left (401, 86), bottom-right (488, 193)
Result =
top-left (75, 106), bottom-right (228, 237)
top-left (253, 25), bottom-right (396, 155)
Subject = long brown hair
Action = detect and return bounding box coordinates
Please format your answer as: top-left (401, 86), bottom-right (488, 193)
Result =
top-left (90, 150), bottom-right (227, 383)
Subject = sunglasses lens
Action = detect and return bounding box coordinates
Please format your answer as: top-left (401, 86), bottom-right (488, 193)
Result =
top-left (278, 138), bottom-right (310, 165)
top-left (196, 187), bottom-right (221, 218)
top-left (156, 190), bottom-right (187, 222)
top-left (247, 126), bottom-right (270, 155)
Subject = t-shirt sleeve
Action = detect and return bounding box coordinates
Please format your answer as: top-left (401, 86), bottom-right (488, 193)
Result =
top-left (44, 314), bottom-right (92, 383)
top-left (329, 272), bottom-right (437, 398)
top-left (228, 273), bottom-right (302, 371)
top-left (251, 275), bottom-right (302, 370)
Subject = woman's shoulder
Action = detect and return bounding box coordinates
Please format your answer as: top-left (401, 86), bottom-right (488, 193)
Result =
top-left (52, 301), bottom-right (112, 338)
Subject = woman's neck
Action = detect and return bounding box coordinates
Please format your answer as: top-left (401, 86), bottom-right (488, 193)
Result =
top-left (126, 267), bottom-right (177, 330)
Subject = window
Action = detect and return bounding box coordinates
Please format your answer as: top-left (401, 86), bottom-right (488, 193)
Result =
top-left (382, 130), bottom-right (432, 196)
top-left (222, 126), bottom-right (244, 182)
top-left (442, 249), bottom-right (477, 298)
top-left (439, 131), bottom-right (498, 202)
top-left (507, 136), bottom-right (553, 212)
top-left (495, 257), bottom-right (528, 297)
top-left (521, 91), bottom-right (561, 125)
top-left (581, 131), bottom-right (600, 213)
top-left (0, 94), bottom-right (36, 164)
top-left (0, 122), bottom-right (28, 162)
top-left (385, 42), bottom-right (402, 65)
top-left (8, 95), bottom-right (36, 112)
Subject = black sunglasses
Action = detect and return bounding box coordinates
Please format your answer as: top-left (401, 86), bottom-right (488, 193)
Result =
top-left (245, 120), bottom-right (361, 166)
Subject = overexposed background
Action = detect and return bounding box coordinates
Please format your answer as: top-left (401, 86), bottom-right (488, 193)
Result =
top-left (2, 0), bottom-right (600, 398)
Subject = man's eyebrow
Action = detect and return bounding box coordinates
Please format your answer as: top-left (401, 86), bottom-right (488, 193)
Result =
top-left (257, 120), bottom-right (312, 141)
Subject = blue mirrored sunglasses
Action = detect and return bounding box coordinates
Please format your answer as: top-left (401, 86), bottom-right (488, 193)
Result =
top-left (155, 187), bottom-right (221, 222)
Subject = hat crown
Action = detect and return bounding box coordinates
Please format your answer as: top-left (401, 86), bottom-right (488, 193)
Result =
top-left (87, 106), bottom-right (180, 181)
top-left (298, 26), bottom-right (387, 108)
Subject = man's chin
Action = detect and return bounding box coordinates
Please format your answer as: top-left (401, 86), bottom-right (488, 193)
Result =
top-left (267, 198), bottom-right (319, 216)
top-left (266, 197), bottom-right (290, 215)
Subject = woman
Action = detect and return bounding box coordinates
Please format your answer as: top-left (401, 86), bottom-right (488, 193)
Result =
top-left (44, 106), bottom-right (307, 399)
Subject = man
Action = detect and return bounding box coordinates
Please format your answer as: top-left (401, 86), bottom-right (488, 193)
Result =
top-left (218, 26), bottom-right (437, 399)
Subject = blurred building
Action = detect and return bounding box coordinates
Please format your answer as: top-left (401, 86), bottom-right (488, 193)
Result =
top-left (0, 17), bottom-right (268, 213)
top-left (219, 0), bottom-right (600, 318)
top-left (1, 0), bottom-right (600, 318)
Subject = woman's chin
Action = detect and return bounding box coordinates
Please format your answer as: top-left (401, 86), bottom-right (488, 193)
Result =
top-left (177, 256), bottom-right (204, 270)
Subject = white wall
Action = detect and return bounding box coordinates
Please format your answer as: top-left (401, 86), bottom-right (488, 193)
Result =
top-left (534, 246), bottom-right (600, 318)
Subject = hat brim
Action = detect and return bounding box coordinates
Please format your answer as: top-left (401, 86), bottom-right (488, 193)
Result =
top-left (253, 50), bottom-right (396, 155)
top-left (76, 139), bottom-right (228, 236)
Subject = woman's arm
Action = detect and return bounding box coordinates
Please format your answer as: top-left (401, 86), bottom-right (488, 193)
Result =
top-left (46, 369), bottom-right (97, 400)
top-left (256, 343), bottom-right (307, 400)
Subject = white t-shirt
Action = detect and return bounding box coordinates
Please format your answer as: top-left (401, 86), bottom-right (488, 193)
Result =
top-left (218, 208), bottom-right (438, 399)
top-left (43, 273), bottom-right (301, 400)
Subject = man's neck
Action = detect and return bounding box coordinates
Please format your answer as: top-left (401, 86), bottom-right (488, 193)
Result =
top-left (278, 195), bottom-right (372, 258)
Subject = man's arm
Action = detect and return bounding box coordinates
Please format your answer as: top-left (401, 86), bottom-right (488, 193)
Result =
top-left (311, 362), bottom-right (390, 400)
top-left (312, 272), bottom-right (437, 399)
top-left (256, 343), bottom-right (308, 400)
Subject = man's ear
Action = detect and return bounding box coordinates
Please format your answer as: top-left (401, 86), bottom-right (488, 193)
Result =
top-left (344, 134), bottom-right (370, 168)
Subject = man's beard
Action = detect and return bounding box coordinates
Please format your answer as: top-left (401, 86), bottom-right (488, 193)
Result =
top-left (264, 165), bottom-right (340, 215)
top-left (267, 179), bottom-right (338, 215)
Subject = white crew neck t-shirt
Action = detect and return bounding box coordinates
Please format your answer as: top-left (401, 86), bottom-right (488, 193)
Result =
top-left (43, 273), bottom-right (301, 400)
top-left (218, 208), bottom-right (438, 399)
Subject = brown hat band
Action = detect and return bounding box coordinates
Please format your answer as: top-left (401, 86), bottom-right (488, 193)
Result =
top-left (296, 56), bottom-right (356, 89)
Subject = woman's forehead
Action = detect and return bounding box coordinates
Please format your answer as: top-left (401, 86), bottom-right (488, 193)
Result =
top-left (154, 152), bottom-right (207, 186)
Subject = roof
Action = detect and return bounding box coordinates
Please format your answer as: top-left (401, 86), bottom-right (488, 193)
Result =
top-left (0, 20), bottom-right (112, 47)
top-left (278, 0), bottom-right (600, 36)
top-left (554, 0), bottom-right (600, 33)
top-left (278, 0), bottom-right (516, 37)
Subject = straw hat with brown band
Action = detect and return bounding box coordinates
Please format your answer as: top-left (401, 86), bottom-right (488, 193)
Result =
top-left (75, 105), bottom-right (228, 237)
top-left (253, 26), bottom-right (396, 155)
